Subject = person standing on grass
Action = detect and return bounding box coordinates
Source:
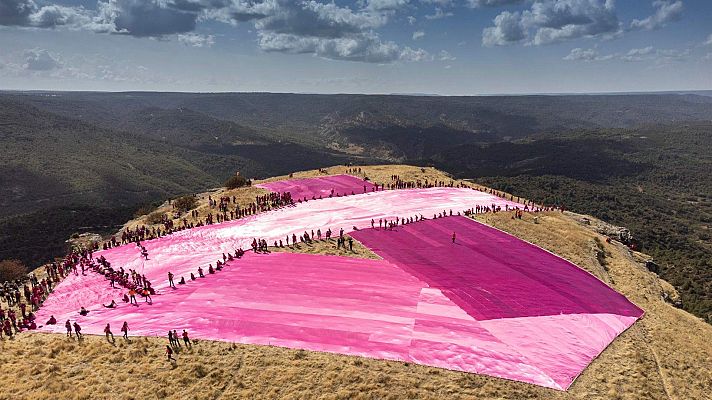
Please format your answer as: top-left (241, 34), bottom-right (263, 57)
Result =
top-left (73, 321), bottom-right (82, 339)
top-left (65, 320), bottom-right (72, 337)
top-left (121, 321), bottom-right (129, 339)
top-left (168, 272), bottom-right (176, 289)
top-left (182, 330), bottom-right (191, 347)
top-left (452, 232), bottom-right (456, 244)
top-left (166, 345), bottom-right (175, 362)
top-left (104, 323), bottom-right (115, 343)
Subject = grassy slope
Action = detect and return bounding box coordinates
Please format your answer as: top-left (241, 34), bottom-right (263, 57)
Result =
top-left (121, 164), bottom-right (485, 231)
top-left (2, 166), bottom-right (710, 399)
top-left (2, 212), bottom-right (711, 399)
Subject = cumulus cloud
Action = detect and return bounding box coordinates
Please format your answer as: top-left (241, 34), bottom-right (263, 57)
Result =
top-left (28, 5), bottom-right (93, 28)
top-left (482, 11), bottom-right (526, 46)
top-left (0, 0), bottom-right (93, 28)
top-left (0, 0), bottom-right (36, 26)
top-left (254, 1), bottom-right (386, 39)
top-left (407, 15), bottom-right (416, 25)
top-left (259, 31), bottom-right (428, 63)
top-left (96, 0), bottom-right (200, 37)
top-left (630, 0), bottom-right (683, 31)
top-left (22, 48), bottom-right (62, 71)
top-left (412, 30), bottom-right (425, 40)
top-left (1, 0), bottom-right (429, 64)
top-left (245, 1), bottom-right (428, 63)
top-left (483, 0), bottom-right (622, 46)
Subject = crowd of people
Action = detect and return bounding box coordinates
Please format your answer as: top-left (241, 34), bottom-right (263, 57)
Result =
top-left (0, 253), bottom-right (81, 338)
top-left (1, 166), bottom-right (565, 360)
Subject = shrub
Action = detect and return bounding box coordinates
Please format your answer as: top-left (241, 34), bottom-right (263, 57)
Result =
top-left (173, 196), bottom-right (197, 213)
top-left (224, 174), bottom-right (249, 189)
top-left (133, 204), bottom-right (158, 218)
top-left (0, 259), bottom-right (27, 281)
top-left (145, 211), bottom-right (165, 225)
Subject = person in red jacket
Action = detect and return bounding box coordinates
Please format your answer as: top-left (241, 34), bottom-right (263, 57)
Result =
top-left (121, 321), bottom-right (129, 340)
top-left (72, 321), bottom-right (82, 339)
top-left (104, 323), bottom-right (115, 343)
top-left (166, 345), bottom-right (175, 362)
top-left (65, 320), bottom-right (72, 337)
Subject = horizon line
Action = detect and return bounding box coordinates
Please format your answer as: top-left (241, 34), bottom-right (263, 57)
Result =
top-left (1, 88), bottom-right (711, 97)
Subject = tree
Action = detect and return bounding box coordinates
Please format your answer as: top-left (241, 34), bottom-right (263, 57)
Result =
top-left (225, 174), bottom-right (250, 189)
top-left (0, 259), bottom-right (26, 282)
top-left (173, 196), bottom-right (197, 213)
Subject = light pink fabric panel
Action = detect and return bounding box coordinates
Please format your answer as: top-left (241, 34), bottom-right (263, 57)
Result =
top-left (256, 174), bottom-right (376, 200)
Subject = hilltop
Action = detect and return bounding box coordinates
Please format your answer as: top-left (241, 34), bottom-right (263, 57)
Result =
top-left (1, 91), bottom-right (711, 323)
top-left (1, 165), bottom-right (710, 399)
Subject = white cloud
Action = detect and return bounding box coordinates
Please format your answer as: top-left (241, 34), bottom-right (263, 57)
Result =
top-left (563, 45), bottom-right (690, 64)
top-left (365, 0), bottom-right (410, 11)
top-left (482, 11), bottom-right (525, 46)
top-left (704, 33), bottom-right (712, 46)
top-left (483, 0), bottom-right (622, 46)
top-left (407, 15), bottom-right (416, 25)
top-left (619, 46), bottom-right (654, 62)
top-left (630, 0), bottom-right (683, 31)
top-left (424, 7), bottom-right (453, 20)
top-left (22, 48), bottom-right (62, 71)
top-left (0, 0), bottom-right (424, 64)
top-left (259, 31), bottom-right (429, 63)
top-left (412, 30), bottom-right (425, 40)
top-left (438, 50), bottom-right (456, 60)
top-left (177, 33), bottom-right (215, 47)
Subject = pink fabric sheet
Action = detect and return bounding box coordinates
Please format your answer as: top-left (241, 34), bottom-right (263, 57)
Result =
top-left (33, 184), bottom-right (640, 390)
top-left (35, 251), bottom-right (636, 390)
top-left (256, 174), bottom-right (376, 201)
top-left (350, 216), bottom-right (643, 320)
top-left (58, 187), bottom-right (520, 296)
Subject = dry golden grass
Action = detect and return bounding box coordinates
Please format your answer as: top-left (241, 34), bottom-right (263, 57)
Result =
top-left (269, 236), bottom-right (380, 260)
top-left (8, 167), bottom-right (711, 399)
top-left (473, 211), bottom-right (712, 400)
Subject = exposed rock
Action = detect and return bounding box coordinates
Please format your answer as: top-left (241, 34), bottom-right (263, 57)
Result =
top-left (659, 278), bottom-right (683, 308)
top-left (66, 232), bottom-right (103, 250)
top-left (572, 213), bottom-right (633, 245)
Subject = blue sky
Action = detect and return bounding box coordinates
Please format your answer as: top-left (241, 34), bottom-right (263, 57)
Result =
top-left (0, 0), bottom-right (710, 94)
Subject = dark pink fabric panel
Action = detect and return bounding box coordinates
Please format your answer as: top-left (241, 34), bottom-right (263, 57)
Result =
top-left (351, 216), bottom-right (644, 320)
